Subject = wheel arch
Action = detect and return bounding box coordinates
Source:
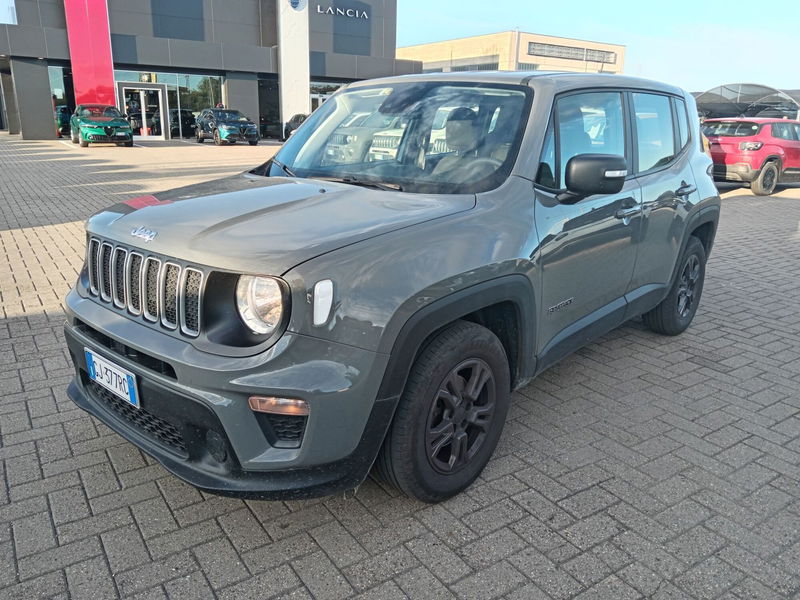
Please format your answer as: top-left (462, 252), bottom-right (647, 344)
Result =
top-left (667, 205), bottom-right (719, 290)
top-left (376, 274), bottom-right (537, 402)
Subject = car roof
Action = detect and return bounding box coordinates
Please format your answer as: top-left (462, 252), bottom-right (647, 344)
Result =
top-left (705, 117), bottom-right (800, 124)
top-left (79, 104), bottom-right (115, 108)
top-left (345, 71), bottom-right (685, 96)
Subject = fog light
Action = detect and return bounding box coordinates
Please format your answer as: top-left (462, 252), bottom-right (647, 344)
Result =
top-left (249, 396), bottom-right (309, 416)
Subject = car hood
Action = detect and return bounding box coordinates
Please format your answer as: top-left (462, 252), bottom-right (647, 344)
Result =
top-left (217, 120), bottom-right (256, 127)
top-left (79, 117), bottom-right (129, 127)
top-left (87, 173), bottom-right (475, 275)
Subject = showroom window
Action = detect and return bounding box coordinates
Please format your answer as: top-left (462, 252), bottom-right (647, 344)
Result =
top-left (114, 70), bottom-right (222, 138)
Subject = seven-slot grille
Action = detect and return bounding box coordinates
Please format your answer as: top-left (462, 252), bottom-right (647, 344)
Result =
top-left (86, 237), bottom-right (204, 337)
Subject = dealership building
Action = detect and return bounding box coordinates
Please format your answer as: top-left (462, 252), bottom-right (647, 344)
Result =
top-left (0, 0), bottom-right (419, 140)
top-left (398, 30), bottom-right (624, 75)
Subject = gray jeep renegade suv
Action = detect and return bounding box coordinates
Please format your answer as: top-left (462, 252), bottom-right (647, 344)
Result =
top-left (65, 72), bottom-right (720, 502)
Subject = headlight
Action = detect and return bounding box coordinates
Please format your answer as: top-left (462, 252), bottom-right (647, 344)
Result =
top-left (236, 275), bottom-right (284, 335)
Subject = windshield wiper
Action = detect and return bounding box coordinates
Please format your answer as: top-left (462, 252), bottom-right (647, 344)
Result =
top-left (271, 158), bottom-right (297, 178)
top-left (311, 175), bottom-right (403, 192)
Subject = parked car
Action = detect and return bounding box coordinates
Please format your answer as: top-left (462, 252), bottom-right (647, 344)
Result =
top-left (55, 105), bottom-right (71, 137)
top-left (322, 112), bottom-right (404, 165)
top-left (64, 73), bottom-right (719, 502)
top-left (703, 117), bottom-right (800, 195)
top-left (195, 108), bottom-right (259, 145)
top-left (260, 114), bottom-right (283, 139)
top-left (168, 109), bottom-right (197, 138)
top-left (70, 105), bottom-right (133, 147)
top-left (283, 113), bottom-right (307, 139)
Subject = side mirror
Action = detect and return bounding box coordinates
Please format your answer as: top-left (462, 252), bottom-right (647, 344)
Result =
top-left (561, 154), bottom-right (628, 201)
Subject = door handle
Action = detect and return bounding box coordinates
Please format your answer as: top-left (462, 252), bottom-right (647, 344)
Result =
top-left (614, 197), bottom-right (639, 220)
top-left (675, 182), bottom-right (697, 197)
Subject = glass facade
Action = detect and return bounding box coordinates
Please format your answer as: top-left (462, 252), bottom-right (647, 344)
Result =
top-left (48, 65), bottom-right (75, 136)
top-left (114, 70), bottom-right (223, 138)
top-left (528, 42), bottom-right (616, 65)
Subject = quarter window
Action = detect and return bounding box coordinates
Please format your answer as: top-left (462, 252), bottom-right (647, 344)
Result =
top-left (633, 93), bottom-right (676, 172)
top-left (675, 98), bottom-right (690, 149)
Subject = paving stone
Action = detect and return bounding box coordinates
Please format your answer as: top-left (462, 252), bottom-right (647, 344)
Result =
top-left (2, 138), bottom-right (800, 600)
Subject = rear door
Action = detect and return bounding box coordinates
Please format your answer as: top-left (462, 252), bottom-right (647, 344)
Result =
top-left (627, 92), bottom-right (697, 313)
top-left (778, 123), bottom-right (800, 177)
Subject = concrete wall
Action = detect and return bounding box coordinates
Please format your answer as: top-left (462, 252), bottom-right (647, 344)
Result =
top-left (398, 31), bottom-right (625, 74)
top-left (1, 71), bottom-right (21, 133)
top-left (10, 57), bottom-right (54, 139)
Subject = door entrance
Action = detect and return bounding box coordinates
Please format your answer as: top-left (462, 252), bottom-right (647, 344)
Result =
top-left (118, 84), bottom-right (167, 140)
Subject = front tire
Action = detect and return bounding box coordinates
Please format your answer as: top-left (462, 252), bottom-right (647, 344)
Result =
top-left (249, 140), bottom-right (259, 146)
top-left (79, 131), bottom-right (89, 148)
top-left (70, 129), bottom-right (78, 144)
top-left (213, 129), bottom-right (223, 146)
top-left (376, 321), bottom-right (511, 502)
top-left (751, 162), bottom-right (778, 196)
top-left (196, 129), bottom-right (204, 143)
top-left (643, 235), bottom-right (707, 336)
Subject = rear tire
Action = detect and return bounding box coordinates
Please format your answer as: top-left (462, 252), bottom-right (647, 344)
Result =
top-left (376, 320), bottom-right (510, 502)
top-left (643, 236), bottom-right (706, 336)
top-left (70, 129), bottom-right (78, 144)
top-left (751, 162), bottom-right (778, 196)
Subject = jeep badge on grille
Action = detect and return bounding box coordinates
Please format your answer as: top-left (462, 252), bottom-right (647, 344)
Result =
top-left (131, 226), bottom-right (157, 243)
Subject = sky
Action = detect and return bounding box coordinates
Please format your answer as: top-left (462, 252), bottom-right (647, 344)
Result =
top-left (396, 0), bottom-right (797, 93)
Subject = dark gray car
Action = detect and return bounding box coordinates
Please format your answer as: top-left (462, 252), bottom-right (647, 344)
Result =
top-left (64, 72), bottom-right (720, 502)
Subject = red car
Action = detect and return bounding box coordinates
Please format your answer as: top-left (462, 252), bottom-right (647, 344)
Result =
top-left (703, 117), bottom-right (800, 195)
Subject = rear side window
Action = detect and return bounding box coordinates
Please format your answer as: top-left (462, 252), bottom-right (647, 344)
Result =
top-left (675, 98), bottom-right (690, 149)
top-left (632, 93), bottom-right (676, 172)
top-left (702, 121), bottom-right (760, 137)
top-left (536, 91), bottom-right (625, 189)
top-left (772, 123), bottom-right (797, 140)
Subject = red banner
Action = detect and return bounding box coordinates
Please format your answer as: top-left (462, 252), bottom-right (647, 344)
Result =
top-left (64, 0), bottom-right (116, 106)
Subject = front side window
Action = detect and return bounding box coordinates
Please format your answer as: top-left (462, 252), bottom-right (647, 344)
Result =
top-left (633, 93), bottom-right (676, 172)
top-left (267, 82), bottom-right (531, 194)
top-left (536, 92), bottom-right (625, 189)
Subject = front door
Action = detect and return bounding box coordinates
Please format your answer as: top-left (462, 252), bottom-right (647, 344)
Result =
top-left (533, 90), bottom-right (641, 367)
top-left (120, 86), bottom-right (166, 140)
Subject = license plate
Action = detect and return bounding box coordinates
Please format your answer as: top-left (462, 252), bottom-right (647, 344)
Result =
top-left (84, 348), bottom-right (139, 408)
top-left (115, 132), bottom-right (127, 137)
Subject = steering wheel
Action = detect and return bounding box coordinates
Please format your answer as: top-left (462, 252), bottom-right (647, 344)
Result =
top-left (455, 157), bottom-right (503, 180)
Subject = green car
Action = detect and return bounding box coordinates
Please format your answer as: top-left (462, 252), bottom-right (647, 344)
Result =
top-left (70, 105), bottom-right (133, 147)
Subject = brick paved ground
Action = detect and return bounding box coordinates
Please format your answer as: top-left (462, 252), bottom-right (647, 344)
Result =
top-left (1, 133), bottom-right (799, 599)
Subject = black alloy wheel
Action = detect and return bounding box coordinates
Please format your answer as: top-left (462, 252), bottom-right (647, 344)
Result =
top-left (676, 254), bottom-right (701, 318)
top-left (425, 359), bottom-right (496, 474)
top-left (376, 320), bottom-right (510, 502)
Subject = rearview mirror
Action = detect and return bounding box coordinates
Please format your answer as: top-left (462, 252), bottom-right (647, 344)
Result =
top-left (561, 154), bottom-right (627, 201)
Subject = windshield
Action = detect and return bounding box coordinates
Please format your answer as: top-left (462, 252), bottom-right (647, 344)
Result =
top-left (80, 106), bottom-right (122, 118)
top-left (213, 110), bottom-right (249, 122)
top-left (702, 121), bottom-right (761, 137)
top-left (263, 82), bottom-right (531, 194)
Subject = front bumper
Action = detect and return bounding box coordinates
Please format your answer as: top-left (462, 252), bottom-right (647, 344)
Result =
top-left (82, 128), bottom-right (133, 142)
top-left (219, 129), bottom-right (259, 142)
top-left (712, 162), bottom-right (758, 182)
top-left (64, 290), bottom-right (395, 499)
